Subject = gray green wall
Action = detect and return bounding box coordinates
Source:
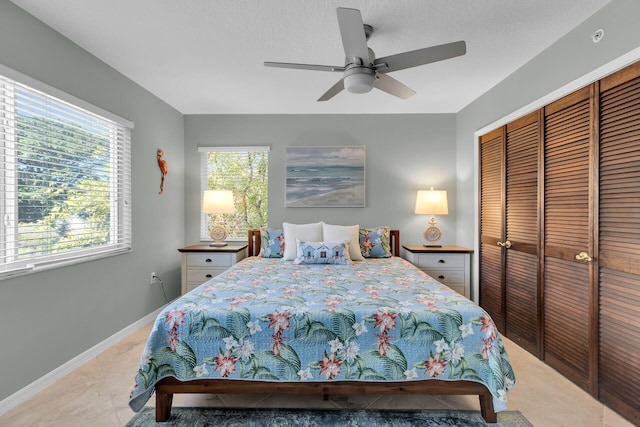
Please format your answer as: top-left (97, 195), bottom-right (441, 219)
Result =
top-left (2, 0), bottom-right (640, 410)
top-left (0, 2), bottom-right (185, 402)
top-left (456, 0), bottom-right (640, 298)
top-left (184, 114), bottom-right (457, 247)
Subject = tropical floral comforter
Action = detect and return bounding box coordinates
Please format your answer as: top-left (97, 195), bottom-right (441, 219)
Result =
top-left (129, 256), bottom-right (515, 412)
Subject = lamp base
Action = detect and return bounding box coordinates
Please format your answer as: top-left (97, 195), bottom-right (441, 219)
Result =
top-left (209, 224), bottom-right (228, 247)
top-left (422, 221), bottom-right (443, 246)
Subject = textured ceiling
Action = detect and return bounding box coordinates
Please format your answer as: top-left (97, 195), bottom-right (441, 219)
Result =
top-left (11, 0), bottom-right (612, 114)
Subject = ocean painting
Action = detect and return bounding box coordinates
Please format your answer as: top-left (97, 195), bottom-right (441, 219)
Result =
top-left (286, 146), bottom-right (365, 207)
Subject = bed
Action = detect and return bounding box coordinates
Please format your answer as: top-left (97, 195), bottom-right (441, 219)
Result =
top-left (129, 228), bottom-right (515, 422)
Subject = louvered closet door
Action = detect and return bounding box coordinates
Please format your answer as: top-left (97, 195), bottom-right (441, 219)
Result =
top-left (543, 86), bottom-right (595, 392)
top-left (598, 62), bottom-right (640, 424)
top-left (480, 128), bottom-right (505, 331)
top-left (504, 111), bottom-right (541, 356)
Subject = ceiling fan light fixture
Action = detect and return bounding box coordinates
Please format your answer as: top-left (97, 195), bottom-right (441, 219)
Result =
top-left (264, 8), bottom-right (466, 101)
top-left (343, 67), bottom-right (375, 94)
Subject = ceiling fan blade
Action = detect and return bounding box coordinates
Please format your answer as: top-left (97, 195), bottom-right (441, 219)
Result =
top-left (374, 74), bottom-right (416, 99)
top-left (264, 61), bottom-right (345, 72)
top-left (336, 7), bottom-right (370, 65)
top-left (317, 79), bottom-right (345, 102)
top-left (374, 40), bottom-right (466, 74)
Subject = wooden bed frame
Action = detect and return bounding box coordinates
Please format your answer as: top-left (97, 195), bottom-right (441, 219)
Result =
top-left (154, 229), bottom-right (497, 422)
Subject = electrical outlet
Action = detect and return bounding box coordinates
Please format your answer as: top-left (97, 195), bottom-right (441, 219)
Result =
top-left (150, 272), bottom-right (156, 285)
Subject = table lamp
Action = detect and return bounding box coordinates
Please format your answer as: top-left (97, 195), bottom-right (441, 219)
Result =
top-left (415, 188), bottom-right (448, 247)
top-left (202, 190), bottom-right (235, 247)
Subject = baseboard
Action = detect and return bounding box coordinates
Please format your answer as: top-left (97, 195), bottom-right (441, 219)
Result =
top-left (0, 307), bottom-right (163, 417)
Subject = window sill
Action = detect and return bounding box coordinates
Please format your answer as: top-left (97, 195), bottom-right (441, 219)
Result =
top-left (0, 247), bottom-right (131, 281)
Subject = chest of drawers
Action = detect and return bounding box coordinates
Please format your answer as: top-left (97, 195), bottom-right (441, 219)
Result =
top-left (402, 245), bottom-right (473, 298)
top-left (178, 244), bottom-right (247, 294)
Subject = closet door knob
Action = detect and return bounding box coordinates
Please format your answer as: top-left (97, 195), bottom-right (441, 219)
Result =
top-left (575, 252), bottom-right (592, 263)
top-left (496, 240), bottom-right (512, 249)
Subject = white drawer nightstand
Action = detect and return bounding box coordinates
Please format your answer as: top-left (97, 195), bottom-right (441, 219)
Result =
top-left (402, 245), bottom-right (473, 298)
top-left (178, 244), bottom-right (247, 294)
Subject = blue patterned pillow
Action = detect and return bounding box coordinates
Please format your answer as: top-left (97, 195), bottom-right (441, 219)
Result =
top-left (293, 239), bottom-right (352, 265)
top-left (260, 227), bottom-right (285, 258)
top-left (359, 227), bottom-right (392, 258)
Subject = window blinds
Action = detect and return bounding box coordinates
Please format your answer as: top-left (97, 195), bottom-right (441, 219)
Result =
top-left (199, 146), bottom-right (269, 240)
top-left (0, 72), bottom-right (132, 277)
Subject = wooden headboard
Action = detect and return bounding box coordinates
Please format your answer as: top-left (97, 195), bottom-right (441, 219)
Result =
top-left (248, 229), bottom-right (400, 257)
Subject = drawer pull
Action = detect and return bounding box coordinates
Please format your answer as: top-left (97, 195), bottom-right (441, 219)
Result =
top-left (438, 259), bottom-right (445, 263)
top-left (205, 258), bottom-right (212, 263)
top-left (205, 274), bottom-right (212, 278)
top-left (438, 275), bottom-right (445, 279)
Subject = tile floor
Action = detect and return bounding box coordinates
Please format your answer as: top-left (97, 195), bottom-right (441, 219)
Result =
top-left (0, 321), bottom-right (635, 427)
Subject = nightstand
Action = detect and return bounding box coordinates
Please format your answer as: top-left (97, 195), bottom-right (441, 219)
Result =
top-left (402, 244), bottom-right (473, 298)
top-left (178, 244), bottom-right (247, 294)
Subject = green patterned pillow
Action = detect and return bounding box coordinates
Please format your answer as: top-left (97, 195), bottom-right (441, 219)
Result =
top-left (293, 239), bottom-right (352, 265)
top-left (359, 227), bottom-right (392, 258)
top-left (259, 227), bottom-right (285, 258)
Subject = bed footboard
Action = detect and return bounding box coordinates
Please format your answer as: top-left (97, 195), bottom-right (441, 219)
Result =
top-left (154, 378), bottom-right (497, 423)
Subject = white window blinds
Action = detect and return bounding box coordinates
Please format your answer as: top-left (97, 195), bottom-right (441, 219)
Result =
top-left (0, 70), bottom-right (132, 278)
top-left (199, 146), bottom-right (269, 240)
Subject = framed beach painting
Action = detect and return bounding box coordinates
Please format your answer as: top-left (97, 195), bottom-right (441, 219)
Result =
top-left (286, 146), bottom-right (365, 207)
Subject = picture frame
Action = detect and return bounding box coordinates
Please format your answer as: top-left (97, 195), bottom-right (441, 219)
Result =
top-left (286, 146), bottom-right (365, 207)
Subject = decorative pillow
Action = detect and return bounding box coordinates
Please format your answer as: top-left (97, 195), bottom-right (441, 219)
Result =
top-left (282, 222), bottom-right (323, 260)
top-left (259, 227), bottom-right (285, 258)
top-left (322, 223), bottom-right (365, 261)
top-left (359, 226), bottom-right (392, 258)
top-left (293, 239), bottom-right (352, 265)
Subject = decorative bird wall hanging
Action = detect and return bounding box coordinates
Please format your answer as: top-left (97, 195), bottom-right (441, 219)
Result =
top-left (157, 149), bottom-right (168, 194)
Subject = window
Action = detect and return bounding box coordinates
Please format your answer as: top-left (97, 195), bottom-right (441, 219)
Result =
top-left (199, 146), bottom-right (269, 240)
top-left (0, 68), bottom-right (132, 278)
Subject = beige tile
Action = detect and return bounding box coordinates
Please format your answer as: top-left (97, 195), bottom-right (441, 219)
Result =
top-left (1, 320), bottom-right (636, 427)
top-left (506, 347), bottom-right (604, 426)
top-left (501, 336), bottom-right (526, 365)
top-left (3, 385), bottom-right (119, 427)
top-left (0, 405), bottom-right (44, 427)
top-left (172, 393), bottom-right (228, 407)
top-left (431, 394), bottom-right (480, 411)
top-left (603, 406), bottom-right (636, 427)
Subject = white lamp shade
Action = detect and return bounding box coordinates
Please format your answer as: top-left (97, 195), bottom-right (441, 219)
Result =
top-left (202, 190), bottom-right (235, 214)
top-left (415, 189), bottom-right (448, 215)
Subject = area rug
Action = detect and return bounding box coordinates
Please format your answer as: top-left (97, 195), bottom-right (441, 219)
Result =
top-left (125, 407), bottom-right (533, 426)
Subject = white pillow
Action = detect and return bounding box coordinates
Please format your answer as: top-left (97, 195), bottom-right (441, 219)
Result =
top-left (282, 222), bottom-right (323, 260)
top-left (322, 223), bottom-right (365, 261)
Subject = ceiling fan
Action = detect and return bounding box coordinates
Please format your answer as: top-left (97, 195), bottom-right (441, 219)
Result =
top-left (264, 7), bottom-right (466, 102)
